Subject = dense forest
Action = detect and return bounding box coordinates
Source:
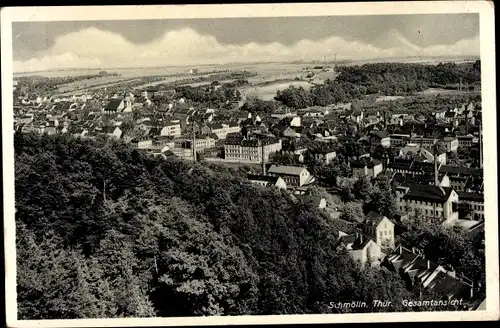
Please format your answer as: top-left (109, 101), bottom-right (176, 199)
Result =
top-left (15, 133), bottom-right (473, 319)
top-left (275, 61), bottom-right (481, 109)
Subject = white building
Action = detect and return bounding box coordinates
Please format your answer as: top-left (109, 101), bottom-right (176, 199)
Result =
top-left (267, 165), bottom-right (314, 187)
top-left (247, 174), bottom-right (287, 190)
top-left (395, 184), bottom-right (459, 225)
top-left (131, 137), bottom-right (153, 149)
top-left (362, 211), bottom-right (396, 250)
top-left (224, 136), bottom-right (282, 163)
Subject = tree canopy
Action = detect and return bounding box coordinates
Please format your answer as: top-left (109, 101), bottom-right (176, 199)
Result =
top-left (15, 133), bottom-right (427, 318)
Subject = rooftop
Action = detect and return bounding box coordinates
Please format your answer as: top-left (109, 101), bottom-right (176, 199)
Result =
top-left (247, 174), bottom-right (281, 184)
top-left (402, 184), bottom-right (454, 204)
top-left (268, 165), bottom-right (307, 176)
top-left (457, 191), bottom-right (484, 202)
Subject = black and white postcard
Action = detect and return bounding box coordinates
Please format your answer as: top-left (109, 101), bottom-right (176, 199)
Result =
top-left (2, 2), bottom-right (498, 326)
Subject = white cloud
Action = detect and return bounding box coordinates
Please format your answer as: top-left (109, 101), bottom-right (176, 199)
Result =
top-left (13, 27), bottom-right (480, 72)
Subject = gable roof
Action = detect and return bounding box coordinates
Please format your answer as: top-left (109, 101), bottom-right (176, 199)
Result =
top-left (457, 191), bottom-right (484, 202)
top-left (364, 211), bottom-right (392, 227)
top-left (101, 126), bottom-right (118, 134)
top-left (350, 236), bottom-right (375, 250)
top-left (402, 184), bottom-right (454, 204)
top-left (247, 174), bottom-right (281, 184)
top-left (440, 165), bottom-right (482, 177)
top-left (105, 98), bottom-right (123, 111)
top-left (267, 165), bottom-right (307, 176)
top-left (370, 130), bottom-right (389, 139)
top-left (331, 218), bottom-right (358, 234)
top-left (351, 157), bottom-right (382, 168)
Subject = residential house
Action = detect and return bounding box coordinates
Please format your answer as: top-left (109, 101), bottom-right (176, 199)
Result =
top-left (310, 149), bottom-right (337, 165)
top-left (434, 109), bottom-right (447, 120)
top-left (100, 126), bottom-right (122, 139)
top-left (444, 111), bottom-right (457, 123)
top-left (389, 113), bottom-right (412, 126)
top-left (395, 184), bottom-right (459, 225)
top-left (399, 143), bottom-right (447, 165)
top-left (149, 122), bottom-right (182, 138)
top-left (282, 115), bottom-right (301, 127)
top-left (152, 135), bottom-right (176, 151)
top-left (390, 134), bottom-right (411, 146)
top-left (457, 191), bottom-right (484, 221)
top-left (362, 211), bottom-right (396, 250)
top-left (384, 246), bottom-right (474, 301)
top-left (140, 89), bottom-right (161, 98)
top-left (439, 166), bottom-right (483, 192)
top-left (130, 136), bottom-right (153, 149)
top-left (387, 158), bottom-right (438, 177)
top-left (347, 109), bottom-right (363, 123)
top-left (267, 165), bottom-right (314, 187)
top-left (340, 233), bottom-right (384, 267)
top-left (247, 174), bottom-right (287, 190)
top-left (209, 122), bottom-right (241, 140)
top-left (104, 95), bottom-right (132, 114)
top-left (368, 130), bottom-right (391, 148)
top-left (351, 157), bottom-right (384, 178)
top-left (442, 137), bottom-right (459, 152)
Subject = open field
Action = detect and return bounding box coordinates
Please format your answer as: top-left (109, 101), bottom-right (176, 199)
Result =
top-left (56, 78), bottom-right (142, 96)
top-left (56, 76), bottom-right (134, 93)
top-left (131, 74), bottom-right (232, 90)
top-left (15, 57), bottom-right (479, 100)
top-left (375, 95), bottom-right (405, 102)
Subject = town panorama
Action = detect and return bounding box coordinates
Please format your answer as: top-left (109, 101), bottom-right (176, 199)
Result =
top-left (12, 13), bottom-right (486, 319)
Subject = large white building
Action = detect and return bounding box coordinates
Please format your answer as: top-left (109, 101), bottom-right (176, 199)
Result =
top-left (395, 184), bottom-right (459, 226)
top-left (224, 136), bottom-right (282, 163)
top-left (172, 136), bottom-right (216, 160)
top-left (267, 165), bottom-right (314, 187)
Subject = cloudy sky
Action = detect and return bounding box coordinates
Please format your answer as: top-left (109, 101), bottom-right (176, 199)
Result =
top-left (12, 14), bottom-right (480, 72)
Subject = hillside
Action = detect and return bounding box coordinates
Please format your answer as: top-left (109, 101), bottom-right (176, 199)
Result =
top-left (15, 133), bottom-right (445, 318)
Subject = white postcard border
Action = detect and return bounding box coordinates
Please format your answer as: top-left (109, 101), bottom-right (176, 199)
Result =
top-left (2, 2), bottom-right (498, 327)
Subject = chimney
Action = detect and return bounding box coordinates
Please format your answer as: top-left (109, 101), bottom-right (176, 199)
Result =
top-left (433, 142), bottom-right (439, 186)
top-left (427, 260), bottom-right (430, 270)
top-left (399, 245), bottom-right (403, 255)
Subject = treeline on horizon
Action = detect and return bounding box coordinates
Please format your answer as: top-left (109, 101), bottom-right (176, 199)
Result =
top-left (14, 73), bottom-right (122, 96)
top-left (14, 133), bottom-right (481, 319)
top-left (274, 61), bottom-right (481, 109)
